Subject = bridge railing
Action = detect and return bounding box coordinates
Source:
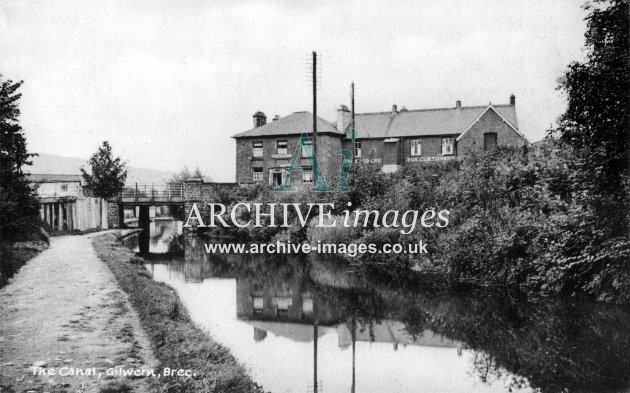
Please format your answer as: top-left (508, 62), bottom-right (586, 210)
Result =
top-left (119, 183), bottom-right (184, 201)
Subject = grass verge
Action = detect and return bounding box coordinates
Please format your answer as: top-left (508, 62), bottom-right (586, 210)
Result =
top-left (92, 233), bottom-right (265, 393)
top-left (0, 240), bottom-right (48, 289)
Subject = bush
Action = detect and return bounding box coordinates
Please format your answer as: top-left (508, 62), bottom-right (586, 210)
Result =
top-left (307, 215), bottom-right (357, 245)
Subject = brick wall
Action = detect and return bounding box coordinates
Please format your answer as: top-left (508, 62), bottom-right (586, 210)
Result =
top-left (183, 181), bottom-right (239, 225)
top-left (383, 140), bottom-right (403, 166)
top-left (235, 133), bottom-right (343, 188)
top-left (342, 139), bottom-right (385, 166)
top-left (456, 108), bottom-right (525, 154)
top-left (235, 107), bottom-right (524, 177)
top-left (402, 135), bottom-right (457, 168)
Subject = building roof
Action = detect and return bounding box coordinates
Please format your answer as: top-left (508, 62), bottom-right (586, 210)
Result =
top-left (232, 111), bottom-right (342, 138)
top-left (233, 102), bottom-right (519, 140)
top-left (27, 174), bottom-right (83, 183)
top-left (243, 320), bottom-right (330, 342)
top-left (352, 104), bottom-right (518, 139)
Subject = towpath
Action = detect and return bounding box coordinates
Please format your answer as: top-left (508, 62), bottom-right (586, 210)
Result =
top-left (0, 234), bottom-right (156, 393)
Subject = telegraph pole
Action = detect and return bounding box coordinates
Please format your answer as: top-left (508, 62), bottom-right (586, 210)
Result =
top-left (351, 82), bottom-right (356, 183)
top-left (312, 51), bottom-right (318, 160)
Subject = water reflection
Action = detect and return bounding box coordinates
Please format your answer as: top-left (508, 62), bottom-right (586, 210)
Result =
top-left (122, 219), bottom-right (183, 254)
top-left (135, 235), bottom-right (630, 393)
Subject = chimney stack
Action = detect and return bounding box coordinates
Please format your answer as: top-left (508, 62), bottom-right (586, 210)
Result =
top-left (392, 104), bottom-right (398, 115)
top-left (272, 114), bottom-right (280, 121)
top-left (253, 111), bottom-right (266, 128)
top-left (510, 94), bottom-right (516, 106)
top-left (337, 105), bottom-right (351, 132)
top-left (456, 100), bottom-right (461, 109)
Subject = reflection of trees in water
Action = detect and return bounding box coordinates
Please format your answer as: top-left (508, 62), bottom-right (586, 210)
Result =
top-left (378, 285), bottom-right (630, 393)
top-left (166, 234), bottom-right (185, 254)
top-left (307, 262), bottom-right (630, 393)
top-left (167, 237), bottom-right (630, 393)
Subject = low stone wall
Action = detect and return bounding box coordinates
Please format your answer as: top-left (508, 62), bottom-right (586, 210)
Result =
top-left (183, 181), bottom-right (239, 226)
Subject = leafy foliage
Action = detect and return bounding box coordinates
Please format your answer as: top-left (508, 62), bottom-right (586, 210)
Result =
top-left (81, 141), bottom-right (127, 200)
top-left (0, 76), bottom-right (40, 242)
top-left (555, 0), bottom-right (629, 233)
top-left (170, 166), bottom-right (209, 182)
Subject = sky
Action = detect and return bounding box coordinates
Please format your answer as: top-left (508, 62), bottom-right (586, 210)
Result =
top-left (0, 0), bottom-right (587, 181)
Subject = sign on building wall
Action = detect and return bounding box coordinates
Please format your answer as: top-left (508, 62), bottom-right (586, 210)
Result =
top-left (406, 156), bottom-right (456, 162)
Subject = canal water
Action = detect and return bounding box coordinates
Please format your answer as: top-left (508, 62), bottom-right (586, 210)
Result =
top-left (124, 222), bottom-right (630, 393)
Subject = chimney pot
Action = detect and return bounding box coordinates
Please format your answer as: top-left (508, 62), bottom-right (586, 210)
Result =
top-left (253, 111), bottom-right (266, 128)
top-left (456, 100), bottom-right (461, 109)
top-left (337, 105), bottom-right (351, 132)
top-left (510, 94), bottom-right (516, 106)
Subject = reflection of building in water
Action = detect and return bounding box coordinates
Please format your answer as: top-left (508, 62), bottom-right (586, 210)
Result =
top-left (253, 327), bottom-right (267, 342)
top-left (236, 278), bottom-right (342, 325)
top-left (236, 277), bottom-right (459, 350)
top-left (246, 320), bottom-right (329, 342)
top-left (337, 320), bottom-right (458, 350)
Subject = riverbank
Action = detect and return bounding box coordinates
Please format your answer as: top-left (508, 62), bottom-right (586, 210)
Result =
top-left (92, 233), bottom-right (265, 393)
top-left (0, 235), bottom-right (156, 393)
top-left (212, 147), bottom-right (630, 304)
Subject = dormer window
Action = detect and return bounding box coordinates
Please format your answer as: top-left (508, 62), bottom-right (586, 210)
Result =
top-left (277, 140), bottom-right (288, 155)
top-left (252, 141), bottom-right (263, 157)
top-left (441, 138), bottom-right (454, 155)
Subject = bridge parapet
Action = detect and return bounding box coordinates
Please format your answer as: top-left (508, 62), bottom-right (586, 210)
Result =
top-left (110, 181), bottom-right (240, 228)
top-left (118, 183), bottom-right (185, 204)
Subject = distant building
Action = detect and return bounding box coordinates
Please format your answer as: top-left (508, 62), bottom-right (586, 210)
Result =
top-left (233, 95), bottom-right (526, 187)
top-left (28, 174), bottom-right (107, 231)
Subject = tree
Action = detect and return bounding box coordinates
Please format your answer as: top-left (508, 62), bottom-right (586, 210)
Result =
top-left (556, 0), bottom-right (629, 232)
top-left (170, 166), bottom-right (208, 182)
top-left (81, 141), bottom-right (127, 227)
top-left (0, 76), bottom-right (40, 241)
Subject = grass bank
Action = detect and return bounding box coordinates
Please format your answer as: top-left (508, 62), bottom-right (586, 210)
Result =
top-left (0, 239), bottom-right (48, 288)
top-left (92, 233), bottom-right (265, 393)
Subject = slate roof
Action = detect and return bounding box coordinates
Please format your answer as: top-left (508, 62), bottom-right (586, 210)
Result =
top-left (233, 104), bottom-right (519, 140)
top-left (233, 111), bottom-right (341, 138)
top-left (352, 104), bottom-right (518, 139)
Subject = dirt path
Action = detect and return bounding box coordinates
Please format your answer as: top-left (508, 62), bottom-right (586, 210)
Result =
top-left (0, 234), bottom-right (157, 393)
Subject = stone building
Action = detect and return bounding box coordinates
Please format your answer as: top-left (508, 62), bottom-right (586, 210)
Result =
top-left (233, 95), bottom-right (526, 185)
top-left (29, 174), bottom-right (108, 231)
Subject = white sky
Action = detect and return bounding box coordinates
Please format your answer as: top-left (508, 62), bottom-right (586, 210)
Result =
top-left (0, 0), bottom-right (587, 181)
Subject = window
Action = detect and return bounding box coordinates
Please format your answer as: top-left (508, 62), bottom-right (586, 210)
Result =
top-left (273, 297), bottom-right (292, 318)
top-left (410, 140), bottom-right (422, 156)
top-left (252, 141), bottom-right (263, 157)
top-left (484, 133), bottom-right (497, 151)
top-left (302, 171), bottom-right (313, 183)
top-left (252, 168), bottom-right (263, 183)
top-left (301, 140), bottom-right (313, 158)
top-left (253, 297), bottom-right (264, 315)
top-left (354, 141), bottom-right (362, 158)
top-left (302, 297), bottom-right (313, 316)
top-left (441, 138), bottom-right (454, 155)
top-left (277, 140), bottom-right (288, 155)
